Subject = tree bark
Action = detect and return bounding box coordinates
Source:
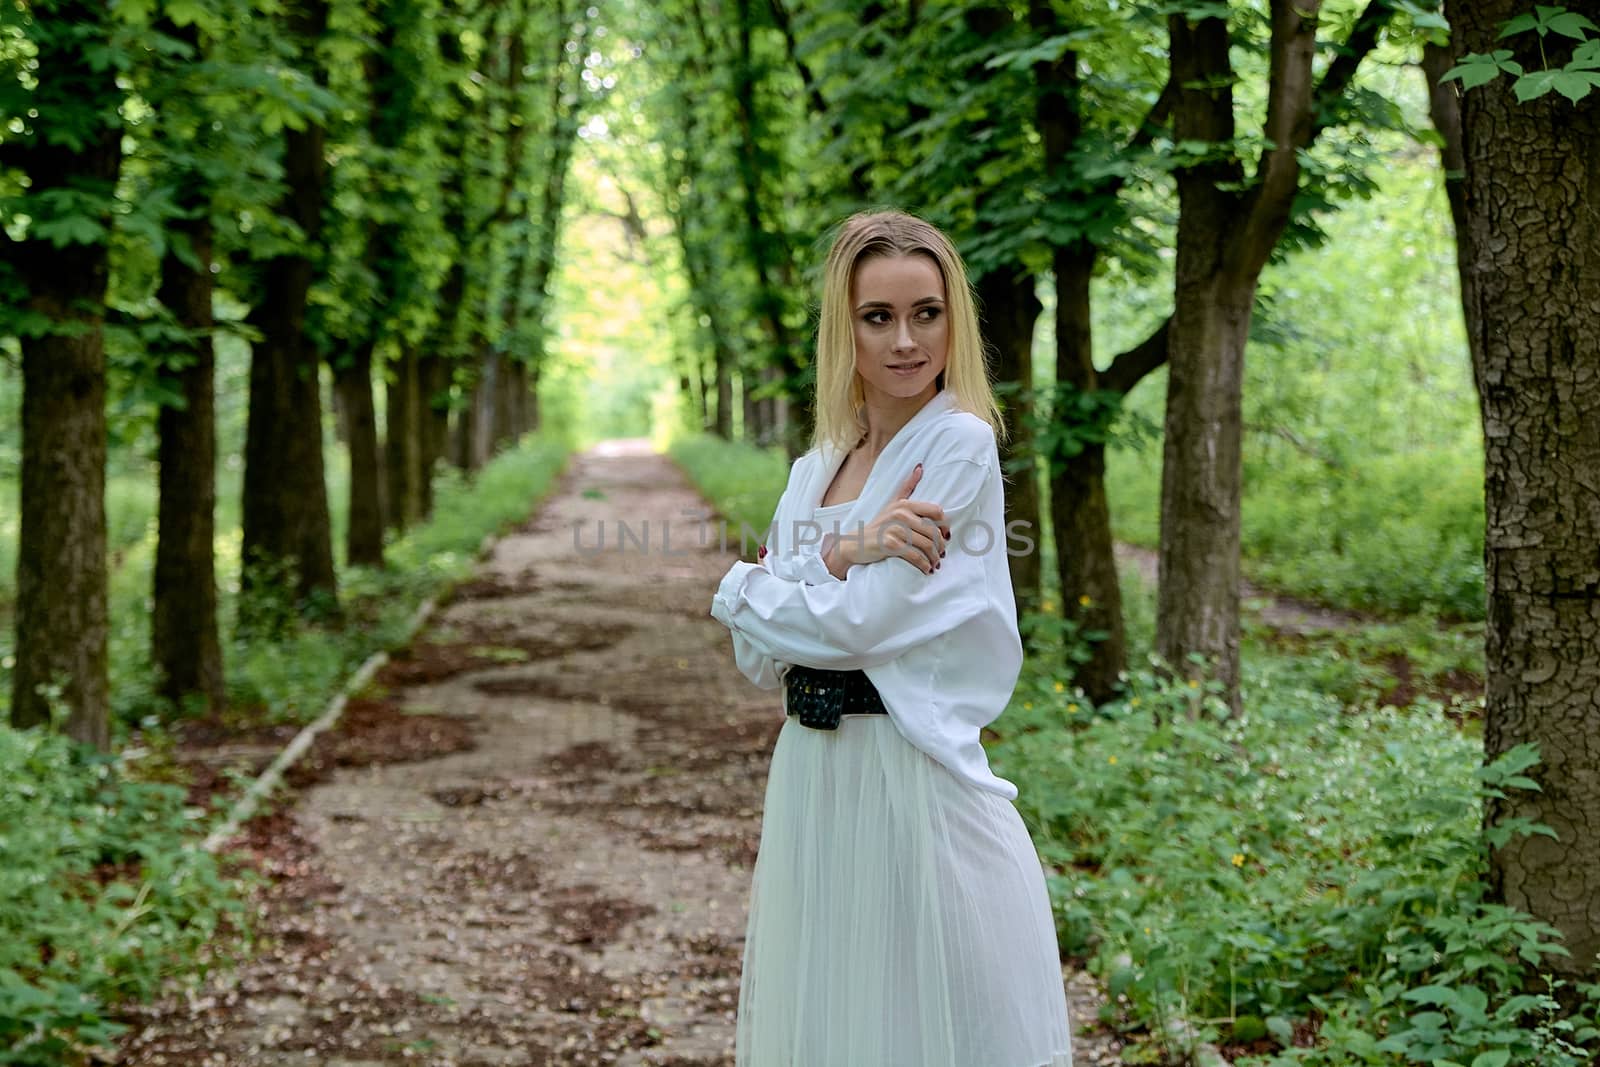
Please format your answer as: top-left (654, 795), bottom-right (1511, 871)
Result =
top-left (1051, 244), bottom-right (1129, 702)
top-left (1420, 40), bottom-right (1476, 399)
top-left (7, 0), bottom-right (123, 747)
top-left (333, 347), bottom-right (385, 566)
top-left (240, 0), bottom-right (338, 627)
top-left (1443, 0), bottom-right (1600, 977)
top-left (975, 266), bottom-right (1043, 619)
top-left (741, 366), bottom-right (761, 443)
top-left (453, 376), bottom-right (481, 474)
top-left (418, 355), bottom-right (452, 518)
top-left (386, 349), bottom-right (424, 531)
top-left (488, 352), bottom-right (517, 453)
top-left (153, 200), bottom-right (226, 713)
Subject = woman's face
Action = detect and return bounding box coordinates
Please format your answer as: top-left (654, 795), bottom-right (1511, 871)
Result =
top-left (849, 253), bottom-right (949, 406)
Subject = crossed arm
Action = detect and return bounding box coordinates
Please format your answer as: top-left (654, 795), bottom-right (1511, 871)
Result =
top-left (711, 455), bottom-right (993, 686)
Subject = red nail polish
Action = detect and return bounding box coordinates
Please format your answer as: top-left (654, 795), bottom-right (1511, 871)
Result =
top-left (758, 544), bottom-right (768, 560)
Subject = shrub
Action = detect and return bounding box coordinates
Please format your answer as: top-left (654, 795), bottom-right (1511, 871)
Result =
top-left (0, 725), bottom-right (249, 1065)
top-left (989, 653), bottom-right (1600, 1065)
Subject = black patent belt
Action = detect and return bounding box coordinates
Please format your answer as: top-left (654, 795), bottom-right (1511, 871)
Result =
top-left (784, 665), bottom-right (889, 730)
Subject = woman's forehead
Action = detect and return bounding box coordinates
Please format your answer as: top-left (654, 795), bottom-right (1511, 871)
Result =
top-left (852, 253), bottom-right (945, 300)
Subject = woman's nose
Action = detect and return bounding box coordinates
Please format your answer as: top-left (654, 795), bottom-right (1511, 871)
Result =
top-left (895, 321), bottom-right (915, 349)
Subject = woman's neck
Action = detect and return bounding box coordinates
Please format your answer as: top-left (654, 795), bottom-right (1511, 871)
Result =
top-left (856, 386), bottom-right (939, 457)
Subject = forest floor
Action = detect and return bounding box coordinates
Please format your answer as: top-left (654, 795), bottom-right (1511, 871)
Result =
top-left (116, 439), bottom-right (1120, 1067)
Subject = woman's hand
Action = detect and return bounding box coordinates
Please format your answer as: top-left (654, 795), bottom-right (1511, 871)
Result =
top-left (823, 463), bottom-right (951, 578)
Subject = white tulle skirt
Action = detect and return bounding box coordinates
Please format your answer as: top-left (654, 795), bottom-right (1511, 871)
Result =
top-left (735, 711), bottom-right (1074, 1067)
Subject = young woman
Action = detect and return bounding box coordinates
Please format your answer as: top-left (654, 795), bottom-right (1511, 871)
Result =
top-left (709, 210), bottom-right (1073, 1067)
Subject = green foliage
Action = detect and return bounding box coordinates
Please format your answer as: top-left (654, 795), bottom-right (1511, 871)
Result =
top-left (989, 653), bottom-right (1600, 1066)
top-left (1007, 379), bottom-right (1160, 477)
top-left (0, 725), bottom-right (249, 1064)
top-left (1242, 448), bottom-right (1484, 619)
top-left (1443, 6), bottom-right (1600, 102)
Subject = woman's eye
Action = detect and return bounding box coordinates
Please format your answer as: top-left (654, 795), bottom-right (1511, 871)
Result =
top-left (918, 308), bottom-right (941, 321)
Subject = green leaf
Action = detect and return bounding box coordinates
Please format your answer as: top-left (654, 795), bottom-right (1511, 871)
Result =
top-left (165, 0), bottom-right (210, 26)
top-left (1546, 11), bottom-right (1599, 39)
top-left (982, 30), bottom-right (1098, 73)
top-left (1470, 1051), bottom-right (1510, 1067)
top-left (33, 213), bottom-right (107, 248)
top-left (1441, 56), bottom-right (1503, 89)
top-left (1551, 70), bottom-right (1600, 100)
top-left (1514, 69), bottom-right (1561, 100)
top-left (1499, 13), bottom-right (1539, 37)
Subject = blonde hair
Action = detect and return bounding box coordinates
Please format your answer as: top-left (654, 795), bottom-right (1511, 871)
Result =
top-left (808, 209), bottom-right (1006, 455)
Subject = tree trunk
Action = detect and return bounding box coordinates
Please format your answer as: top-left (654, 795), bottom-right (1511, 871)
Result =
top-left (453, 387), bottom-right (479, 474)
top-left (1157, 2), bottom-right (1329, 713)
top-left (1443, 0), bottom-right (1600, 977)
top-left (489, 353), bottom-right (516, 453)
top-left (759, 364), bottom-right (780, 446)
top-left (1051, 241), bottom-right (1128, 703)
top-left (1420, 41), bottom-right (1475, 396)
top-left (470, 351), bottom-right (498, 464)
top-left (975, 266), bottom-right (1044, 619)
top-left (526, 360), bottom-right (542, 434)
top-left (741, 367), bottom-right (759, 443)
top-left (386, 349), bottom-right (423, 532)
top-left (153, 203), bottom-right (226, 714)
top-left (1029, 0), bottom-right (1129, 701)
top-left (240, 0), bottom-right (338, 628)
top-left (418, 355), bottom-right (452, 517)
top-left (1158, 276), bottom-right (1250, 712)
top-left (1159, 13), bottom-right (1249, 712)
top-left (507, 359), bottom-right (529, 441)
top-left (15, 348), bottom-right (112, 747)
top-left (333, 347), bottom-right (385, 566)
top-left (7, 1), bottom-right (122, 747)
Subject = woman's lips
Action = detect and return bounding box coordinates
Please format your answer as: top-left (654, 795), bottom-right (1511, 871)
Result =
top-left (887, 360), bottom-right (927, 375)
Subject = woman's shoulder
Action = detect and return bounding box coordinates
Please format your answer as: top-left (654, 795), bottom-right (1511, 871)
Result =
top-left (920, 407), bottom-right (997, 465)
top-left (781, 447), bottom-right (823, 493)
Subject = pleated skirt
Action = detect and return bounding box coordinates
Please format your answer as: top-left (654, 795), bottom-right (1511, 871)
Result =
top-left (735, 711), bottom-right (1074, 1067)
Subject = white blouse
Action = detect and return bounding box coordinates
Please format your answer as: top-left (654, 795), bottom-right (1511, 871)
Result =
top-left (708, 389), bottom-right (1024, 800)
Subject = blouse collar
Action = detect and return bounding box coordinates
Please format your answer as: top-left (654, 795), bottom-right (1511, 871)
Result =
top-left (811, 389), bottom-right (958, 513)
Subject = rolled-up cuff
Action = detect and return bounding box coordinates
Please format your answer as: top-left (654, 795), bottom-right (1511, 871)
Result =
top-left (710, 560), bottom-right (762, 626)
top-left (797, 542), bottom-right (843, 586)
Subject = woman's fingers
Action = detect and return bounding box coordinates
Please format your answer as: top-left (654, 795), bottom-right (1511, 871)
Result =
top-left (897, 463), bottom-right (923, 499)
top-left (885, 519), bottom-right (942, 573)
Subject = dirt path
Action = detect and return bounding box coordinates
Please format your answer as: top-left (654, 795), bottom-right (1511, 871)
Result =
top-left (118, 440), bottom-right (1118, 1067)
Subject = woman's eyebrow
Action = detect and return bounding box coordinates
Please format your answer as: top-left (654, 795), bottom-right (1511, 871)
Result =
top-left (854, 296), bottom-right (946, 311)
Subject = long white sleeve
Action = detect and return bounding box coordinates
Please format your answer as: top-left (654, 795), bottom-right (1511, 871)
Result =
top-left (709, 456), bottom-right (993, 671)
top-left (720, 484), bottom-right (793, 690)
